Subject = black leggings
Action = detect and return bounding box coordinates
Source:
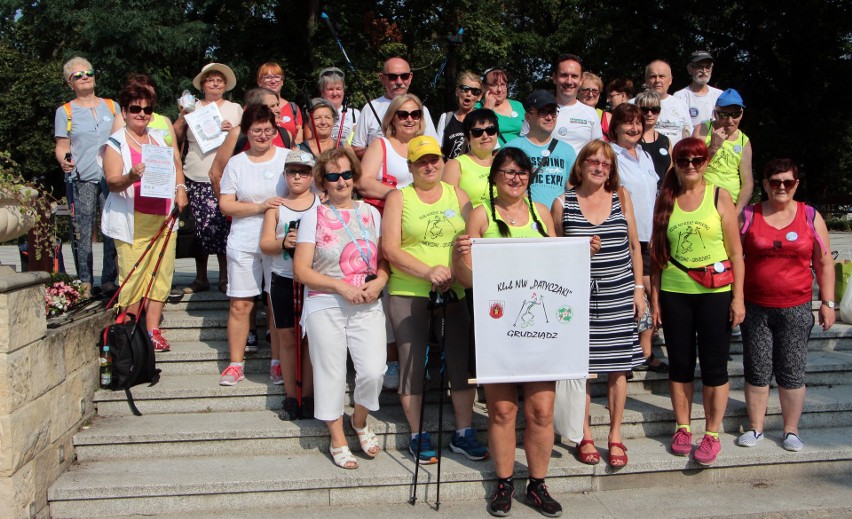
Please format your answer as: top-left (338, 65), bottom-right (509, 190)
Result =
top-left (660, 291), bottom-right (732, 386)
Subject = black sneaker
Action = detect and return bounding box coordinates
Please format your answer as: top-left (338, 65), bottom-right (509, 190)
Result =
top-left (489, 480), bottom-right (514, 517)
top-left (526, 480), bottom-right (562, 517)
top-left (300, 396), bottom-right (314, 419)
top-left (279, 397), bottom-right (299, 421)
top-left (246, 329), bottom-right (259, 353)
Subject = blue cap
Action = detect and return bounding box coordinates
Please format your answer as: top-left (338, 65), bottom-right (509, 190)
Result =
top-left (524, 89), bottom-right (557, 110)
top-left (716, 88), bottom-right (745, 108)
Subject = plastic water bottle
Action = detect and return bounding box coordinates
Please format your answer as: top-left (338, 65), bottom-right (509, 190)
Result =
top-left (100, 346), bottom-right (113, 389)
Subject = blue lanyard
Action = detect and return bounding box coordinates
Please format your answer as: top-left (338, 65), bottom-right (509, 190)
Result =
top-left (328, 202), bottom-right (374, 274)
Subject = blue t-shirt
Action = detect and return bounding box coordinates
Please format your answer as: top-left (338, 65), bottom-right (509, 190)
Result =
top-left (54, 99), bottom-right (120, 182)
top-left (505, 136), bottom-right (577, 208)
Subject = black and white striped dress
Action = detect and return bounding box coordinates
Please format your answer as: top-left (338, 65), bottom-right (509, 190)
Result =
top-left (562, 189), bottom-right (642, 372)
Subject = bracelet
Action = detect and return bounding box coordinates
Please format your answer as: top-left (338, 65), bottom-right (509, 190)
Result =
top-left (174, 183), bottom-right (186, 192)
top-left (634, 284), bottom-right (645, 289)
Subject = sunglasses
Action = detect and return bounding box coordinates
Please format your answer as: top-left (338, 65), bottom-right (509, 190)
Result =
top-left (321, 69), bottom-right (344, 78)
top-left (580, 88), bottom-right (600, 96)
top-left (285, 169), bottom-right (312, 178)
top-left (458, 85), bottom-right (483, 96)
top-left (127, 105), bottom-right (154, 115)
top-left (767, 179), bottom-right (798, 190)
top-left (532, 108), bottom-right (559, 118)
top-left (640, 106), bottom-right (662, 115)
top-left (470, 126), bottom-right (498, 137)
top-left (715, 110), bottom-right (743, 119)
top-left (395, 109), bottom-right (422, 121)
top-left (675, 156), bottom-right (708, 168)
top-left (70, 69), bottom-right (95, 81)
top-left (382, 72), bottom-right (412, 81)
top-left (324, 171), bottom-right (354, 182)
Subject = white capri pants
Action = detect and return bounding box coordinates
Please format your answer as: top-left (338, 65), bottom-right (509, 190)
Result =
top-left (305, 304), bottom-right (387, 421)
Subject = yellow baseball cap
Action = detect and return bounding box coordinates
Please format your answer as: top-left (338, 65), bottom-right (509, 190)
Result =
top-left (407, 135), bottom-right (442, 162)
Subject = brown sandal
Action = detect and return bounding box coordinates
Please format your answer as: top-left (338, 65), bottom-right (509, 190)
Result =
top-left (576, 439), bottom-right (600, 465)
top-left (182, 280), bottom-right (210, 294)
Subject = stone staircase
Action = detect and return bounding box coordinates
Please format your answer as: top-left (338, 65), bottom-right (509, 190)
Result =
top-left (47, 292), bottom-right (852, 517)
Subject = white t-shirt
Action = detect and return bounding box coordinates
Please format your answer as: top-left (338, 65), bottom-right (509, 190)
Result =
top-left (674, 86), bottom-right (723, 127)
top-left (550, 101), bottom-right (603, 154)
top-left (184, 100), bottom-right (244, 182)
top-left (220, 147), bottom-right (288, 253)
top-left (351, 96), bottom-right (439, 148)
top-left (656, 95), bottom-right (693, 146)
top-left (610, 143), bottom-right (658, 242)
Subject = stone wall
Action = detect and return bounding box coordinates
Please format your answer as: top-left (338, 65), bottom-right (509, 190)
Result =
top-left (0, 267), bottom-right (113, 519)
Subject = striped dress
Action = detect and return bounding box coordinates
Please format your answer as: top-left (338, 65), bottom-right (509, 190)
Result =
top-left (561, 189), bottom-right (642, 372)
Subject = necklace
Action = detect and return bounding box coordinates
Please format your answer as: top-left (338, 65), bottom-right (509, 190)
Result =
top-left (125, 128), bottom-right (151, 148)
top-left (497, 201), bottom-right (526, 225)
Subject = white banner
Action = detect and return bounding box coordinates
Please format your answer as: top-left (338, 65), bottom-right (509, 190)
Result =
top-left (471, 237), bottom-right (590, 384)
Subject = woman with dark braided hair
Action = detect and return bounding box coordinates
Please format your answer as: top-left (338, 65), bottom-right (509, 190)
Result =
top-left (455, 147), bottom-right (562, 517)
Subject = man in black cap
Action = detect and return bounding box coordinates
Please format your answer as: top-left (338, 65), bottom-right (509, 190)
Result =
top-left (674, 51), bottom-right (723, 127)
top-left (505, 89), bottom-right (577, 208)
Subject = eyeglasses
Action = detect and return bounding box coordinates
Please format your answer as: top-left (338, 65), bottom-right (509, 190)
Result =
top-left (470, 126), bottom-right (498, 137)
top-left (675, 156), bottom-right (708, 169)
top-left (767, 179), bottom-right (798, 190)
top-left (497, 169), bottom-right (530, 179)
top-left (285, 169), bottom-right (312, 178)
top-left (579, 88), bottom-right (600, 96)
top-left (640, 106), bottom-right (662, 115)
top-left (324, 171), bottom-right (354, 182)
top-left (261, 74), bottom-right (283, 82)
top-left (458, 85), bottom-right (483, 96)
top-left (715, 110), bottom-right (743, 119)
top-left (321, 69), bottom-right (344, 78)
top-left (584, 158), bottom-right (613, 170)
top-left (127, 105), bottom-right (154, 115)
top-left (204, 77), bottom-right (226, 85)
top-left (395, 109), bottom-right (422, 121)
top-left (249, 127), bottom-right (277, 137)
top-left (532, 108), bottom-right (559, 118)
top-left (382, 72), bottom-right (412, 81)
top-left (70, 69), bottom-right (95, 81)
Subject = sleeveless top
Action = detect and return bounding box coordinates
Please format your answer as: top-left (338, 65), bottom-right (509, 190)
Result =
top-left (662, 183), bottom-right (731, 294)
top-left (271, 196), bottom-right (321, 278)
top-left (640, 131), bottom-right (671, 182)
top-left (703, 123), bottom-right (750, 203)
top-left (147, 113), bottom-right (172, 146)
top-left (743, 202), bottom-right (814, 308)
top-left (456, 154), bottom-right (491, 207)
top-left (482, 199), bottom-right (548, 238)
top-left (439, 113), bottom-right (467, 159)
top-left (389, 182), bottom-right (465, 298)
top-left (378, 137), bottom-right (414, 188)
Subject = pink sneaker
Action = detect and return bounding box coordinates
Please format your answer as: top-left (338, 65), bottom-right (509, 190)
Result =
top-left (269, 364), bottom-right (284, 385)
top-left (694, 434), bottom-right (721, 466)
top-left (219, 365), bottom-right (245, 386)
top-left (671, 427), bottom-right (693, 456)
top-left (149, 329), bottom-right (171, 352)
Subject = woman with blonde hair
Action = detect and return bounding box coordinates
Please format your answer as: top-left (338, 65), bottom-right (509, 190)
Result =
top-left (436, 70), bottom-right (483, 159)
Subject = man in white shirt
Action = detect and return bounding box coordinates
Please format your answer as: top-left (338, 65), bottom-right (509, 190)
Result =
top-left (549, 53), bottom-right (603, 154)
top-left (644, 60), bottom-right (692, 145)
top-left (674, 51), bottom-right (723, 127)
top-left (351, 56), bottom-right (437, 158)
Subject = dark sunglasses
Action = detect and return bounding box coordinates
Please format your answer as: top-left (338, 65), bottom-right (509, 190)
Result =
top-left (324, 171), bottom-right (354, 182)
top-left (470, 126), bottom-right (498, 137)
top-left (640, 106), bottom-right (662, 115)
top-left (715, 110), bottom-right (743, 119)
top-left (321, 69), bottom-right (344, 78)
top-left (127, 105), bottom-right (154, 115)
top-left (458, 85), bottom-right (483, 96)
top-left (70, 69), bottom-right (95, 81)
top-left (675, 156), bottom-right (707, 168)
top-left (767, 179), bottom-right (798, 190)
top-left (382, 72), bottom-right (412, 81)
top-left (395, 109), bottom-right (422, 121)
top-left (285, 169), bottom-right (312, 178)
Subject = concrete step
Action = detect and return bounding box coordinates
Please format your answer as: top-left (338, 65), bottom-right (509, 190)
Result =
top-left (48, 426), bottom-right (852, 518)
top-left (155, 341), bottom-right (272, 375)
top-left (164, 291), bottom-right (231, 311)
top-left (76, 384), bottom-right (852, 460)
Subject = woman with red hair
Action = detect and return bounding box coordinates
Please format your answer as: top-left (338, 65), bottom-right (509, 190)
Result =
top-left (650, 137), bottom-right (744, 466)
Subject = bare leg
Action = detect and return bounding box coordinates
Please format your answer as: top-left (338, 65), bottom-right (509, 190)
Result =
top-left (744, 382), bottom-right (770, 432)
top-left (401, 393), bottom-right (424, 433)
top-left (522, 381), bottom-right (556, 479)
top-left (702, 382), bottom-right (730, 432)
top-left (779, 386), bottom-right (806, 435)
top-left (608, 372), bottom-right (627, 455)
top-left (216, 253), bottom-right (227, 286)
top-left (579, 382), bottom-right (596, 456)
top-left (226, 297), bottom-right (254, 363)
top-left (670, 380), bottom-right (694, 427)
top-left (193, 256), bottom-right (209, 284)
top-left (277, 327), bottom-right (297, 395)
top-left (144, 300), bottom-right (165, 332)
top-left (485, 383), bottom-right (519, 478)
top-left (451, 387), bottom-right (476, 430)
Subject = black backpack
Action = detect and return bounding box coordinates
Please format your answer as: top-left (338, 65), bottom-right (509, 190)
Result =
top-left (101, 313), bottom-right (161, 416)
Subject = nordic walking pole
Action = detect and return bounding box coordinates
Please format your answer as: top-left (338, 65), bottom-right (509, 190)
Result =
top-left (64, 153), bottom-right (80, 275)
top-left (320, 11), bottom-right (383, 126)
top-left (409, 329), bottom-right (431, 505)
top-left (435, 291), bottom-right (448, 510)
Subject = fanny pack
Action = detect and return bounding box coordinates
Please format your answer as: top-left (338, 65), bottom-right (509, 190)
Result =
top-left (670, 257), bottom-right (733, 289)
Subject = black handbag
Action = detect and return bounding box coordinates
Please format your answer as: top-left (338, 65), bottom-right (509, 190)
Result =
top-left (175, 206), bottom-right (204, 259)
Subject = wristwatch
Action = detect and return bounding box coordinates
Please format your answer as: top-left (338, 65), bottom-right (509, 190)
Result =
top-left (822, 301), bottom-right (836, 309)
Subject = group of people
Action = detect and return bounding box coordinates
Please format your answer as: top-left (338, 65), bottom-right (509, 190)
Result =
top-left (54, 49), bottom-right (834, 518)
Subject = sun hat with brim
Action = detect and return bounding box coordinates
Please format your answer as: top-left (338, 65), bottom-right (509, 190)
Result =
top-left (716, 88), bottom-right (745, 108)
top-left (193, 63), bottom-right (237, 92)
top-left (408, 136), bottom-right (442, 163)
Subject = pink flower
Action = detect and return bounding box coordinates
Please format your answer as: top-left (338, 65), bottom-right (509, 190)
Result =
top-left (318, 205), bottom-right (349, 230)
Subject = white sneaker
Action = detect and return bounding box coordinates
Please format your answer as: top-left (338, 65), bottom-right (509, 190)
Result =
top-left (383, 361), bottom-right (400, 390)
top-left (783, 432), bottom-right (803, 452)
top-left (736, 429), bottom-right (763, 447)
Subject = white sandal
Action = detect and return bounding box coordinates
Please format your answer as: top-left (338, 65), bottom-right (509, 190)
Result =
top-left (329, 444), bottom-right (358, 469)
top-left (351, 417), bottom-right (380, 458)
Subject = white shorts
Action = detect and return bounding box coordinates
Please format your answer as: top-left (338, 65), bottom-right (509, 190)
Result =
top-left (226, 248), bottom-right (273, 298)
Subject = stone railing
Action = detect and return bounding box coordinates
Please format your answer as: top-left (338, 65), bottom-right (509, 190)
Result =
top-left (0, 266), bottom-right (113, 519)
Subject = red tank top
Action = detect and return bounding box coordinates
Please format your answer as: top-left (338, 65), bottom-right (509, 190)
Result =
top-left (743, 202), bottom-right (814, 307)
